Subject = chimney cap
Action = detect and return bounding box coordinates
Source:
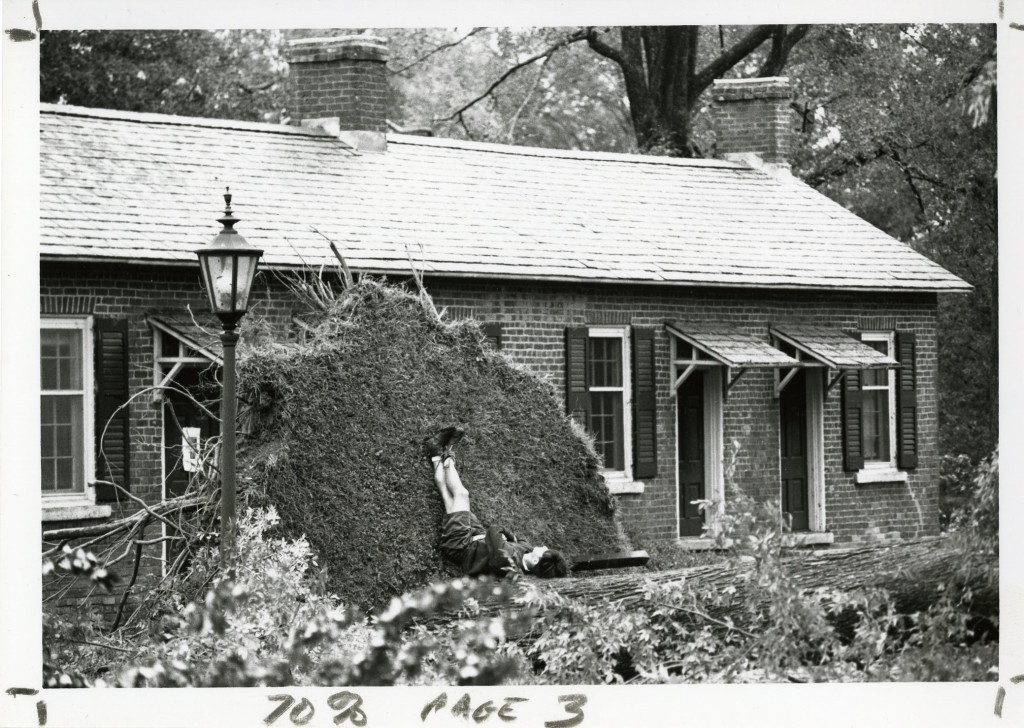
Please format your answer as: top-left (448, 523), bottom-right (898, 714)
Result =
top-left (285, 35), bottom-right (388, 64)
top-left (712, 76), bottom-right (791, 101)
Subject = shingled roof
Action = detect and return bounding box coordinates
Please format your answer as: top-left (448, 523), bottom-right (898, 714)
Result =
top-left (40, 104), bottom-right (969, 292)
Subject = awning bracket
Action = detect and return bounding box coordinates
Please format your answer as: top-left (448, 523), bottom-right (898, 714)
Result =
top-left (774, 367), bottom-right (800, 398)
top-left (826, 369), bottom-right (848, 397)
top-left (672, 362), bottom-right (699, 393)
top-left (724, 367), bottom-right (748, 399)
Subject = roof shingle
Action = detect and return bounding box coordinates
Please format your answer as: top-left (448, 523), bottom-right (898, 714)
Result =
top-left (40, 104), bottom-right (970, 292)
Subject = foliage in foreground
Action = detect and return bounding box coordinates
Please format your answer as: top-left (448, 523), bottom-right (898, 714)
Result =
top-left (44, 449), bottom-right (997, 687)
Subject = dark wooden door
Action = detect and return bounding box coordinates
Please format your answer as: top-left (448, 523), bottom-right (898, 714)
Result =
top-left (163, 368), bottom-right (219, 499)
top-left (678, 372), bottom-right (705, 537)
top-left (779, 370), bottom-right (809, 532)
top-left (163, 367), bottom-right (219, 568)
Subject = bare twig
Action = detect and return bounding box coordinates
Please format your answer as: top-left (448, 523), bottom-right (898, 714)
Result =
top-left (110, 530), bottom-right (147, 633)
top-left (649, 600), bottom-right (757, 639)
top-left (311, 226), bottom-right (354, 290)
top-left (506, 53), bottom-right (553, 143)
top-left (389, 28), bottom-right (487, 76)
top-left (440, 30), bottom-right (588, 122)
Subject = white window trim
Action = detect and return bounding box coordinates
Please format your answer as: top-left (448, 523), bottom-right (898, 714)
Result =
top-left (40, 316), bottom-right (97, 506)
top-left (588, 326), bottom-right (634, 482)
top-left (806, 369), bottom-right (827, 531)
top-left (858, 332), bottom-right (904, 484)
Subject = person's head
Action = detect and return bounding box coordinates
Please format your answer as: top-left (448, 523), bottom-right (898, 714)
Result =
top-left (523, 546), bottom-right (569, 578)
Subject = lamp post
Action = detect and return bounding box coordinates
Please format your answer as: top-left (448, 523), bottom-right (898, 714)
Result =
top-left (196, 188), bottom-right (263, 567)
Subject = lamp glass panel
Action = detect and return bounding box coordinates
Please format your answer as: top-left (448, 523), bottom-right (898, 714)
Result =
top-left (200, 252), bottom-right (239, 314)
top-left (231, 254), bottom-right (260, 311)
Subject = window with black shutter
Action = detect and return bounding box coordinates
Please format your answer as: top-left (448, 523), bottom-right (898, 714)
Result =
top-left (632, 327), bottom-right (658, 478)
top-left (481, 322), bottom-right (503, 350)
top-left (565, 325), bottom-right (655, 480)
top-left (895, 332), bottom-right (918, 469)
top-left (842, 330), bottom-right (916, 476)
top-left (93, 318), bottom-right (130, 503)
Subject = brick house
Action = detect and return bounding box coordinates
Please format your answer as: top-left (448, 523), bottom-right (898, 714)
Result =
top-left (40, 36), bottom-right (969, 612)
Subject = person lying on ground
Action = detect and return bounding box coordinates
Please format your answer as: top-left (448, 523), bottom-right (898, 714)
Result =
top-left (424, 426), bottom-right (569, 580)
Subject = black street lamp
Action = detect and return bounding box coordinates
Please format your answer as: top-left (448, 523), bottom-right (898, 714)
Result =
top-left (196, 188), bottom-right (263, 566)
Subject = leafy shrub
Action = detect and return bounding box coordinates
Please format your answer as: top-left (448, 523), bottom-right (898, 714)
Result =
top-left (44, 506), bottom-right (530, 688)
top-left (939, 453), bottom-right (977, 529)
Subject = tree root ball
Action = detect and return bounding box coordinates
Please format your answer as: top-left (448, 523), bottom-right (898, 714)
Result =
top-left (238, 279), bottom-right (623, 611)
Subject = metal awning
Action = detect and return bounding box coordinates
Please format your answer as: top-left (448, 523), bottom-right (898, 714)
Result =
top-left (665, 321), bottom-right (802, 395)
top-left (769, 326), bottom-right (899, 397)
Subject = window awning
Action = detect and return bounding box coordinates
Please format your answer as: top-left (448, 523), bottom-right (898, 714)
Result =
top-left (665, 321), bottom-right (802, 368)
top-left (770, 326), bottom-right (898, 370)
top-left (147, 315), bottom-right (223, 397)
top-left (769, 326), bottom-right (899, 397)
top-left (148, 315), bottom-right (223, 365)
top-left (665, 321), bottom-right (802, 396)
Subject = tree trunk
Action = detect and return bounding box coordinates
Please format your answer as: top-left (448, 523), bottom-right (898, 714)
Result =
top-left (449, 536), bottom-right (996, 625)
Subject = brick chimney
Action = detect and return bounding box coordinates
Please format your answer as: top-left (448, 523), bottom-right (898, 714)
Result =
top-left (711, 77), bottom-right (793, 171)
top-left (284, 35), bottom-right (389, 153)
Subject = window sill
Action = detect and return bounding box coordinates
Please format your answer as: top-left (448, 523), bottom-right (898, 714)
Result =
top-left (601, 472), bottom-right (645, 495)
top-left (42, 499), bottom-right (112, 522)
top-left (678, 533), bottom-right (833, 550)
top-left (675, 537), bottom-right (725, 550)
top-left (781, 532), bottom-right (834, 547)
top-left (856, 467), bottom-right (908, 485)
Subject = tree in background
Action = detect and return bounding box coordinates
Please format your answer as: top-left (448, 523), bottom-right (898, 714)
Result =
top-left (387, 26), bottom-right (808, 156)
top-left (786, 25), bottom-right (997, 461)
top-left (40, 30), bottom-right (287, 122)
top-left (39, 24), bottom-right (997, 462)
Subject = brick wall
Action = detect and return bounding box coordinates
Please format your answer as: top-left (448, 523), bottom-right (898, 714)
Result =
top-left (285, 36), bottom-right (388, 133)
top-left (40, 262), bottom-right (942, 619)
top-left (712, 77), bottom-right (793, 167)
top-left (40, 262), bottom-right (304, 621)
top-left (423, 277), bottom-right (941, 546)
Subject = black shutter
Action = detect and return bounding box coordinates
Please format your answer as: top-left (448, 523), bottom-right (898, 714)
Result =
top-left (565, 327), bottom-right (590, 424)
top-left (895, 332), bottom-right (918, 469)
top-left (841, 368), bottom-right (864, 472)
top-left (94, 318), bottom-right (130, 503)
top-left (632, 327), bottom-right (658, 478)
top-left (481, 322), bottom-right (503, 350)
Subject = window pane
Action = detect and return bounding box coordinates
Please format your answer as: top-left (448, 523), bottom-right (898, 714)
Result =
top-left (862, 390), bottom-right (891, 461)
top-left (861, 340), bottom-right (889, 387)
top-left (588, 337), bottom-right (622, 387)
top-left (41, 328), bottom-right (82, 390)
top-left (589, 392), bottom-right (623, 470)
top-left (40, 393), bottom-right (83, 492)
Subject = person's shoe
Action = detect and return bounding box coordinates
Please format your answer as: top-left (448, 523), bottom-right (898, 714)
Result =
top-left (444, 426), bottom-right (465, 451)
top-left (422, 426), bottom-right (462, 460)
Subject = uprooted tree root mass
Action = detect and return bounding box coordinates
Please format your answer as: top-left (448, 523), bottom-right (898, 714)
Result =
top-left (237, 279), bottom-right (623, 611)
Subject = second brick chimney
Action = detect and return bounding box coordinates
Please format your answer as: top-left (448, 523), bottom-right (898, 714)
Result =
top-left (284, 35), bottom-right (389, 153)
top-left (711, 77), bottom-right (793, 171)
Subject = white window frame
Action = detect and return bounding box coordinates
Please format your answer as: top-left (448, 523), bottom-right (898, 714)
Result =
top-left (857, 332), bottom-right (906, 484)
top-left (587, 326), bottom-right (634, 486)
top-left (40, 316), bottom-right (100, 511)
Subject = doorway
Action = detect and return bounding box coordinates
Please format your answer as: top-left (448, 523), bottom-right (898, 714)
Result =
top-left (779, 370), bottom-right (810, 532)
top-left (162, 365), bottom-right (219, 568)
top-left (677, 371), bottom-right (706, 537)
